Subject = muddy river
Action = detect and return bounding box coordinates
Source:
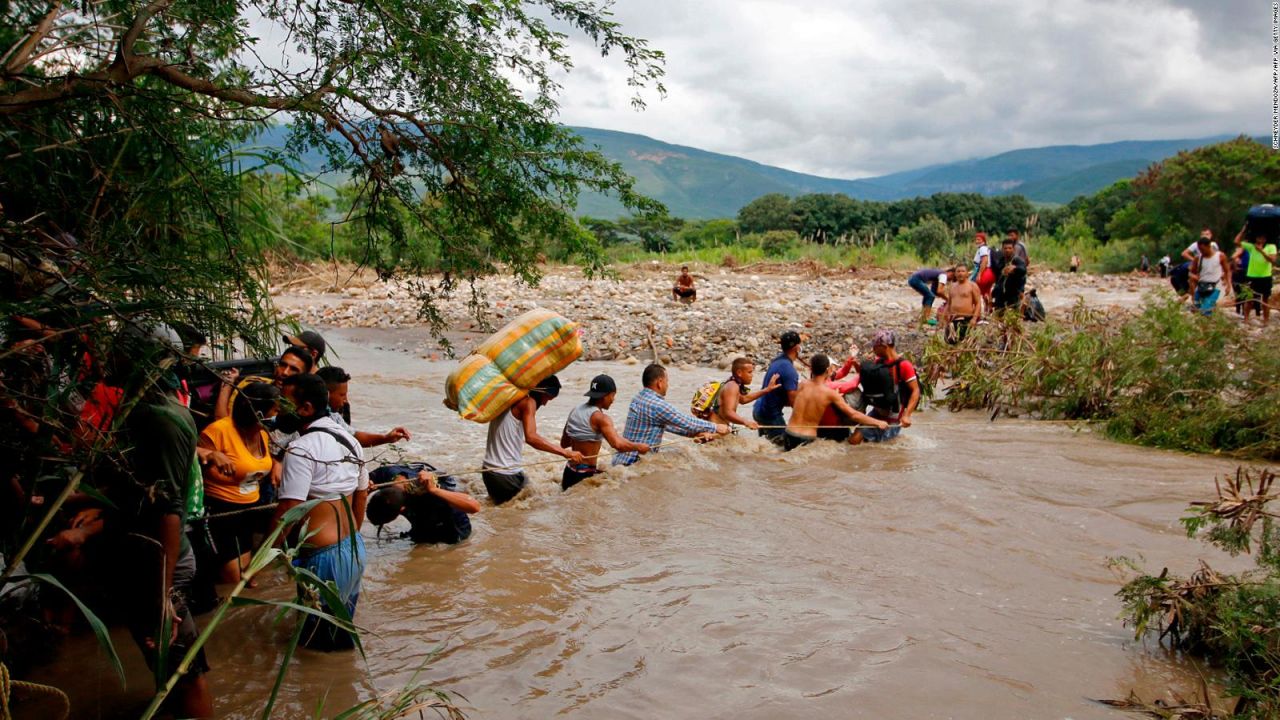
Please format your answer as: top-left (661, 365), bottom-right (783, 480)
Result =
top-left (39, 327), bottom-right (1245, 719)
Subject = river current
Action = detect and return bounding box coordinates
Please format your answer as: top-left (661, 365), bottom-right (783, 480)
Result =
top-left (39, 327), bottom-right (1244, 719)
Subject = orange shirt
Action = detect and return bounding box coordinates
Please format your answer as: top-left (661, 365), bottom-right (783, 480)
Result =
top-left (200, 416), bottom-right (272, 504)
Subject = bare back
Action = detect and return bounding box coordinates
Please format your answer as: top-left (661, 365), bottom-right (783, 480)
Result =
top-left (787, 380), bottom-right (842, 438)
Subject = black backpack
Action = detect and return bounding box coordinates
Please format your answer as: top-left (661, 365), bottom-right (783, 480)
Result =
top-left (1022, 288), bottom-right (1046, 322)
top-left (859, 358), bottom-right (904, 413)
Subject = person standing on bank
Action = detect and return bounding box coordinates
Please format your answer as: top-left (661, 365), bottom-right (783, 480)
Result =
top-left (559, 374), bottom-right (651, 490)
top-left (753, 331), bottom-right (802, 441)
top-left (990, 237), bottom-right (1028, 313)
top-left (483, 375), bottom-right (583, 505)
top-left (1189, 235), bottom-right (1233, 317)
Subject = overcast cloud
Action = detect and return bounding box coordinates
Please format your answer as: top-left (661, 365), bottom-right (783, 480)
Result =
top-left (550, 0), bottom-right (1270, 178)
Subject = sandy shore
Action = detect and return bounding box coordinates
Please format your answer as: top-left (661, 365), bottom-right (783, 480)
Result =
top-left (271, 261), bottom-right (1167, 366)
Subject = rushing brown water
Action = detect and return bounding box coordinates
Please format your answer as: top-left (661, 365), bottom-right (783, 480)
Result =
top-left (38, 328), bottom-right (1246, 719)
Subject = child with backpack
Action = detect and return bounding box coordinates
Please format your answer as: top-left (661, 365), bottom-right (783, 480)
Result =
top-left (691, 358), bottom-right (780, 430)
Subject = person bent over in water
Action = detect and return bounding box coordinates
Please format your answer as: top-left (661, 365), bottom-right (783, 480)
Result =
top-left (783, 354), bottom-right (886, 451)
top-left (366, 465), bottom-right (479, 544)
top-left (559, 374), bottom-right (650, 490)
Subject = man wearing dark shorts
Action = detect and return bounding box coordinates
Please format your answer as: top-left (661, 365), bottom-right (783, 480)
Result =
top-left (990, 238), bottom-right (1028, 313)
top-left (482, 376), bottom-right (581, 504)
top-left (672, 266), bottom-right (697, 302)
top-left (754, 331), bottom-right (802, 442)
top-left (1242, 228), bottom-right (1277, 325)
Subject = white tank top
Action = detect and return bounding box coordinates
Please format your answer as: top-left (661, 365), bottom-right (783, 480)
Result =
top-left (484, 408), bottom-right (525, 473)
top-left (1198, 250), bottom-right (1224, 284)
top-left (563, 403), bottom-right (603, 442)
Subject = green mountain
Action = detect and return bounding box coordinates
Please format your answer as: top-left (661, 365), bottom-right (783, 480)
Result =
top-left (883, 138), bottom-right (1231, 199)
top-left (569, 127), bottom-right (897, 218)
top-left (248, 124), bottom-right (1256, 218)
top-left (1011, 159), bottom-right (1154, 204)
top-left (569, 127), bottom-right (1247, 218)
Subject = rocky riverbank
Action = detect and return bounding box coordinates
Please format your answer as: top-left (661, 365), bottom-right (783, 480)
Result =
top-left (272, 262), bottom-right (1164, 367)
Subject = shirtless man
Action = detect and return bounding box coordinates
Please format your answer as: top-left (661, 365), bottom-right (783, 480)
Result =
top-left (672, 265), bottom-right (696, 303)
top-left (706, 358), bottom-right (780, 430)
top-left (559, 374), bottom-right (651, 490)
top-left (944, 264), bottom-right (982, 343)
top-left (781, 354), bottom-right (887, 451)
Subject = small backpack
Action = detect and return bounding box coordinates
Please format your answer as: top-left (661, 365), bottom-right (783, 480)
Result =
top-left (858, 358), bottom-right (904, 414)
top-left (690, 379), bottom-right (725, 419)
top-left (1023, 289), bottom-right (1046, 322)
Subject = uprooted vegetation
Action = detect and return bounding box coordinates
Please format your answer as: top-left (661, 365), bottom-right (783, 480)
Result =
top-left (1107, 468), bottom-right (1280, 718)
top-left (924, 297), bottom-right (1280, 459)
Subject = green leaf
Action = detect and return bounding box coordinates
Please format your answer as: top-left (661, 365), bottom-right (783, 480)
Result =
top-left (20, 573), bottom-right (126, 687)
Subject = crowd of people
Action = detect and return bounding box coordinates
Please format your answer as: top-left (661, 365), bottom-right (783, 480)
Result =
top-left (1166, 225), bottom-right (1278, 321)
top-left (6, 208), bottom-right (1275, 718)
top-left (3, 292), bottom-right (925, 717)
top-left (907, 229), bottom-right (1031, 338)
top-left (906, 219), bottom-right (1280, 333)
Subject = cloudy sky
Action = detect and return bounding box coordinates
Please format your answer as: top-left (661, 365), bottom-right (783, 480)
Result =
top-left (550, 0), bottom-right (1270, 179)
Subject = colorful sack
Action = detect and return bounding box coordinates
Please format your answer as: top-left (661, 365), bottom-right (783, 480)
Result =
top-left (690, 380), bottom-right (724, 419)
top-left (444, 309), bottom-right (582, 423)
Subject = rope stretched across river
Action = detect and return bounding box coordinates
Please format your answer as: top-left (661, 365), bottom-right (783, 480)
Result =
top-left (200, 434), bottom-right (707, 521)
top-left (201, 420), bottom-right (916, 521)
top-left (754, 424), bottom-right (903, 430)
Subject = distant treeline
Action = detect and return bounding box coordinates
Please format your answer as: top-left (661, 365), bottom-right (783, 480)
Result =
top-left (574, 136), bottom-right (1279, 271)
top-left (268, 136), bottom-right (1278, 272)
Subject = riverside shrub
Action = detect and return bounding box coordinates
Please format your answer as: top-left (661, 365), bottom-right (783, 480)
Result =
top-left (927, 297), bottom-right (1280, 459)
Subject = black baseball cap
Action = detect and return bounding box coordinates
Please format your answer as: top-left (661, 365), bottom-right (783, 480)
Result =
top-left (284, 329), bottom-right (326, 360)
top-left (585, 374), bottom-right (617, 399)
top-left (780, 330), bottom-right (802, 350)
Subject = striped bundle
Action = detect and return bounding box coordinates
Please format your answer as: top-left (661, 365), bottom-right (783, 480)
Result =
top-left (444, 309), bottom-right (583, 423)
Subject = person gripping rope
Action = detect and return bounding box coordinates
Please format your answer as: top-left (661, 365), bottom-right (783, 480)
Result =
top-left (559, 374), bottom-right (650, 489)
top-left (272, 373), bottom-right (368, 651)
top-left (783, 354), bottom-right (886, 451)
top-left (482, 375), bottom-right (582, 504)
top-left (753, 331), bottom-right (802, 441)
top-left (613, 365), bottom-right (728, 467)
top-left (851, 330), bottom-right (920, 445)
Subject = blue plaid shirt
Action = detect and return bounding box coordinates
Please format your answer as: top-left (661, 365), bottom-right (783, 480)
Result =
top-left (612, 388), bottom-right (716, 466)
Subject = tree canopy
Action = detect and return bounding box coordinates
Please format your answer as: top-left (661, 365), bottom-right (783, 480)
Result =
top-left (1, 0), bottom-right (667, 339)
